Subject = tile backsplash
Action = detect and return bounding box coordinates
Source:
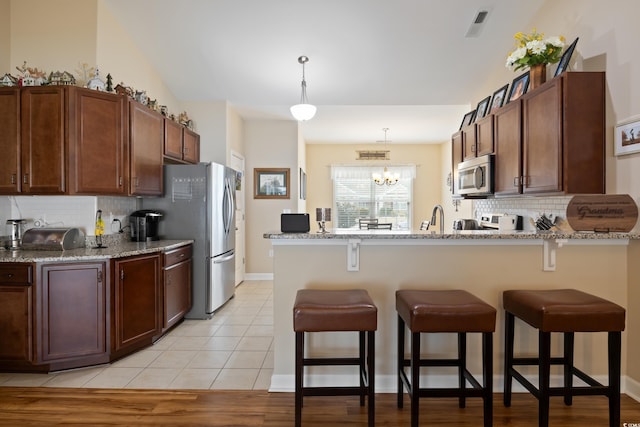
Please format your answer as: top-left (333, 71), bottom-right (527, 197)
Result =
top-left (473, 195), bottom-right (573, 231)
top-left (1, 196), bottom-right (136, 237)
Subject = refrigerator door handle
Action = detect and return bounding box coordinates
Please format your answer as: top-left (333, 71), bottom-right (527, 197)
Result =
top-left (222, 178), bottom-right (235, 235)
top-left (213, 251), bottom-right (235, 264)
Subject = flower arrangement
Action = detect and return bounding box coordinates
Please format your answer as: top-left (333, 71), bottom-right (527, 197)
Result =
top-left (506, 29), bottom-right (565, 71)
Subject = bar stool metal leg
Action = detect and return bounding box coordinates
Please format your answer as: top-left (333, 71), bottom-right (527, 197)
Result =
top-left (411, 331), bottom-right (420, 427)
top-left (563, 332), bottom-right (574, 406)
top-left (367, 330), bottom-right (375, 427)
top-left (359, 331), bottom-right (366, 406)
top-left (458, 332), bottom-right (466, 409)
top-left (483, 331), bottom-right (493, 427)
top-left (539, 331), bottom-right (551, 427)
top-left (295, 331), bottom-right (304, 427)
top-left (504, 311), bottom-right (515, 407)
top-left (397, 315), bottom-right (405, 409)
top-left (609, 331), bottom-right (621, 427)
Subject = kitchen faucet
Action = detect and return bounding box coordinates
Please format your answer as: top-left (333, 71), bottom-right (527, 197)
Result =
top-left (430, 204), bottom-right (444, 233)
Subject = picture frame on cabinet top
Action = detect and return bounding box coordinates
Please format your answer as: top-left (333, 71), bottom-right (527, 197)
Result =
top-left (489, 84), bottom-right (509, 113)
top-left (554, 37), bottom-right (579, 77)
top-left (614, 114), bottom-right (640, 156)
top-left (459, 110), bottom-right (476, 130)
top-left (474, 96), bottom-right (492, 122)
top-left (507, 72), bottom-right (529, 103)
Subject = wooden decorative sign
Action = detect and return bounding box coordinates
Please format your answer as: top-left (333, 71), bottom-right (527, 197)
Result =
top-left (566, 194), bottom-right (638, 232)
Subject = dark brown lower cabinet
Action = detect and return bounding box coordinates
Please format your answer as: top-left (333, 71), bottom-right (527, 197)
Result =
top-left (112, 253), bottom-right (161, 358)
top-left (0, 264), bottom-right (34, 365)
top-left (0, 246), bottom-right (191, 372)
top-left (38, 262), bottom-right (109, 368)
top-left (163, 245), bottom-right (192, 332)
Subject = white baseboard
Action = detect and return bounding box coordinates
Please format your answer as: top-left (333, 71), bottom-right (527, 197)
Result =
top-left (244, 273), bottom-right (273, 281)
top-left (625, 375), bottom-right (640, 402)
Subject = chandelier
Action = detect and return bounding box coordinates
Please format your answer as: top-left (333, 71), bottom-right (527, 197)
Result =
top-left (372, 128), bottom-right (399, 185)
top-left (290, 56), bottom-right (317, 121)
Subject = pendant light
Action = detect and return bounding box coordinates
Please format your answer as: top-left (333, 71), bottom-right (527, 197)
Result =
top-left (372, 128), bottom-right (400, 186)
top-left (290, 56), bottom-right (317, 121)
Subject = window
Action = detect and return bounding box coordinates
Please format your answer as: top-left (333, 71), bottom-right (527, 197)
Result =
top-left (331, 165), bottom-right (415, 230)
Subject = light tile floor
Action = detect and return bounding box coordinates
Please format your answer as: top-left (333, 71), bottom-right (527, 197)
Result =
top-left (0, 280), bottom-right (274, 390)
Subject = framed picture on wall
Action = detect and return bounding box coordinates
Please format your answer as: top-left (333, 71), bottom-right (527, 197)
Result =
top-left (614, 115), bottom-right (640, 156)
top-left (254, 168), bottom-right (290, 199)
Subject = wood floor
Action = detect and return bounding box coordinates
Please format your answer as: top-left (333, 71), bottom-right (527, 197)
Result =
top-left (1, 387), bottom-right (640, 426)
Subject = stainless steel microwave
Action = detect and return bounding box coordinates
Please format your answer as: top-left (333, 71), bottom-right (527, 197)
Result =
top-left (457, 154), bottom-right (494, 197)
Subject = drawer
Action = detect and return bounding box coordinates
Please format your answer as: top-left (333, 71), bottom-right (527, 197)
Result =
top-left (0, 264), bottom-right (33, 285)
top-left (164, 245), bottom-right (192, 267)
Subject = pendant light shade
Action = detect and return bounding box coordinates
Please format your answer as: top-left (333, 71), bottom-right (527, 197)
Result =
top-left (290, 56), bottom-right (316, 121)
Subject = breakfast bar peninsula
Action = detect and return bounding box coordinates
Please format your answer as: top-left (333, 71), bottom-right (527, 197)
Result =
top-left (265, 229), bottom-right (640, 397)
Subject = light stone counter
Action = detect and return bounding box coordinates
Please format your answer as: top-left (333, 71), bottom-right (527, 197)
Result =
top-left (264, 229), bottom-right (640, 240)
top-left (0, 240), bottom-right (193, 263)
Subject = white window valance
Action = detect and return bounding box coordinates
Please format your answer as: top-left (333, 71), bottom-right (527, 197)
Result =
top-left (331, 164), bottom-right (416, 180)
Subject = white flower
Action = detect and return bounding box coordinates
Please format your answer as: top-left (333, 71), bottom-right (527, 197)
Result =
top-left (545, 36), bottom-right (565, 48)
top-left (527, 40), bottom-right (546, 55)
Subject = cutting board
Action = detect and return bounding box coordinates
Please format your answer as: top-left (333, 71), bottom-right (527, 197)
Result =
top-left (566, 194), bottom-right (638, 232)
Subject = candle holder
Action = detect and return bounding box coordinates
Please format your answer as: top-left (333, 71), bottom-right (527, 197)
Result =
top-left (316, 208), bottom-right (331, 233)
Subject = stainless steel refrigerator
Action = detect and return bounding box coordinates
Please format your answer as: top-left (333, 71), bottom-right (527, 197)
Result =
top-left (142, 162), bottom-right (236, 319)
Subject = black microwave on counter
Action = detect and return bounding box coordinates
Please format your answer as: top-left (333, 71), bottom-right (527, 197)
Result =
top-left (457, 154), bottom-right (494, 197)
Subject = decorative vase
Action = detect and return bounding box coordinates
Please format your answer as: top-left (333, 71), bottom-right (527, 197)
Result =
top-left (529, 63), bottom-right (547, 90)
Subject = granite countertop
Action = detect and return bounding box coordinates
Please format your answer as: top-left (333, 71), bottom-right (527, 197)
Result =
top-left (0, 240), bottom-right (193, 263)
top-left (264, 229), bottom-right (639, 240)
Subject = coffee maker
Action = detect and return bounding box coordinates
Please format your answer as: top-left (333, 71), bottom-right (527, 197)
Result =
top-left (129, 210), bottom-right (162, 242)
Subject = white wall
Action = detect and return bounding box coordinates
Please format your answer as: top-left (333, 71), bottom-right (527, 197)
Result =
top-left (244, 120), bottom-right (299, 274)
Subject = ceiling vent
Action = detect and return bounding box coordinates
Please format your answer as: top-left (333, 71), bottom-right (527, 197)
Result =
top-left (465, 10), bottom-right (489, 38)
top-left (357, 150), bottom-right (389, 161)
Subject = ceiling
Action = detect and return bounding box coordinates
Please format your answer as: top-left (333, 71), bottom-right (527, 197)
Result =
top-left (103, 0), bottom-right (545, 144)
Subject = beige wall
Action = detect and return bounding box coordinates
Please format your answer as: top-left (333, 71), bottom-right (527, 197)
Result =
top-left (10, 0), bottom-right (97, 72)
top-left (245, 120), bottom-right (300, 274)
top-left (628, 240), bottom-right (640, 382)
top-left (97, 0), bottom-right (181, 112)
top-left (227, 106), bottom-right (245, 164)
top-left (0, 0), bottom-right (10, 74)
top-left (272, 240), bottom-right (628, 391)
top-left (306, 143), bottom-right (445, 232)
top-left (181, 100), bottom-right (228, 164)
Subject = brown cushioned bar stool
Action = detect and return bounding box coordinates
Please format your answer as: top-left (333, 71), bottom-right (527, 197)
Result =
top-left (293, 289), bottom-right (377, 427)
top-left (503, 289), bottom-right (626, 427)
top-left (396, 290), bottom-right (496, 427)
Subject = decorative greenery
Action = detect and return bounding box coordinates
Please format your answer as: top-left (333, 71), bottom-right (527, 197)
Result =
top-left (506, 29), bottom-right (565, 71)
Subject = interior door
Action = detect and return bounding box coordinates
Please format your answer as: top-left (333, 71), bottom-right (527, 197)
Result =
top-left (230, 151), bottom-right (245, 286)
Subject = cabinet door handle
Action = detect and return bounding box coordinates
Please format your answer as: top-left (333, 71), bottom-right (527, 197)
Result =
top-left (23, 174), bottom-right (29, 184)
top-left (119, 177), bottom-right (123, 187)
top-left (513, 177), bottom-right (520, 186)
top-left (97, 270), bottom-right (103, 283)
top-left (120, 269), bottom-right (124, 281)
top-left (471, 144), bottom-right (476, 153)
top-left (10, 174), bottom-right (16, 184)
